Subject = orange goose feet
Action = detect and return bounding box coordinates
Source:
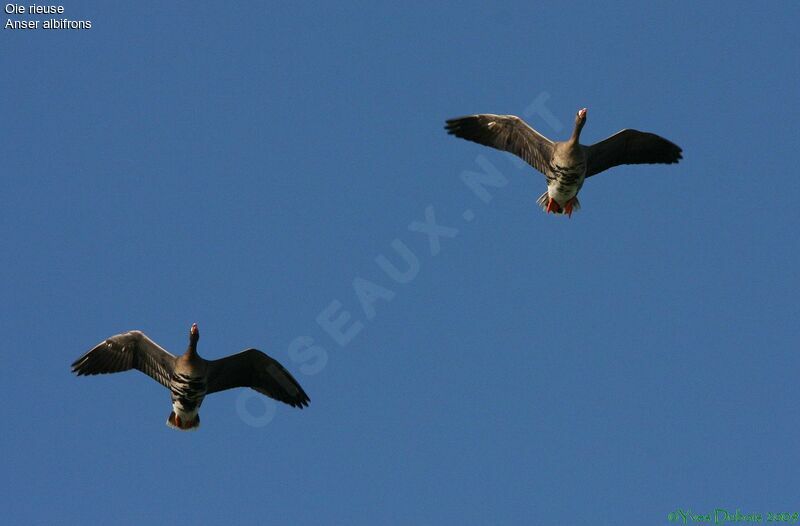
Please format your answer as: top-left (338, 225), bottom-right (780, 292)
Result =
top-left (563, 198), bottom-right (577, 218)
top-left (546, 197), bottom-right (561, 214)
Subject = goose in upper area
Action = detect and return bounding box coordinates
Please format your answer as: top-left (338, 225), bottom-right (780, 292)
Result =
top-left (445, 108), bottom-right (682, 216)
top-left (71, 323), bottom-right (309, 431)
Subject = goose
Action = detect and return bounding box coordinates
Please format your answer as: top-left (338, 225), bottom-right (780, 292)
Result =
top-left (71, 323), bottom-right (309, 430)
top-left (445, 108), bottom-right (682, 216)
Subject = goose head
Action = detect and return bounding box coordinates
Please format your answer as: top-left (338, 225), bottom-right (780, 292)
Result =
top-left (570, 108), bottom-right (588, 142)
top-left (189, 323), bottom-right (200, 346)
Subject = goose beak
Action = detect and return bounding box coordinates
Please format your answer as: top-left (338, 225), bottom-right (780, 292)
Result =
top-left (578, 108), bottom-right (587, 119)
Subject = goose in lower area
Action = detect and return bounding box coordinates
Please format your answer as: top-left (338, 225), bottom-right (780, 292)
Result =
top-left (445, 108), bottom-right (682, 216)
top-left (71, 323), bottom-right (309, 431)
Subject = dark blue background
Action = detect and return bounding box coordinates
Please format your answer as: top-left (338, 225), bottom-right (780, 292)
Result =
top-left (2, 1), bottom-right (798, 523)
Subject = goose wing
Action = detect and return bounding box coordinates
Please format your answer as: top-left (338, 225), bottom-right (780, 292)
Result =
top-left (445, 114), bottom-right (554, 176)
top-left (585, 129), bottom-right (682, 178)
top-left (206, 349), bottom-right (310, 408)
top-left (71, 330), bottom-right (177, 388)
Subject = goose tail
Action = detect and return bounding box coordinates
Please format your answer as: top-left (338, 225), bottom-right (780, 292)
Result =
top-left (166, 411), bottom-right (200, 431)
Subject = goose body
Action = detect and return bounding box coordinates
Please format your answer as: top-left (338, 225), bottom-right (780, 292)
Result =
top-left (167, 341), bottom-right (208, 430)
top-left (545, 137), bottom-right (588, 213)
top-left (71, 323), bottom-right (309, 431)
top-left (445, 108), bottom-right (682, 216)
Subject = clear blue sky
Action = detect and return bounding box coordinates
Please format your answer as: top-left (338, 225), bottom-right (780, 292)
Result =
top-left (2, 1), bottom-right (799, 524)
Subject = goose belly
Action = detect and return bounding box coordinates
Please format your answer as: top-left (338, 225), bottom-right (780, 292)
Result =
top-left (547, 166), bottom-right (585, 205)
top-left (547, 181), bottom-right (579, 205)
top-left (169, 373), bottom-right (207, 419)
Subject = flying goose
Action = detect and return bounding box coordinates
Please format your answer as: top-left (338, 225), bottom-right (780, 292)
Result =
top-left (445, 108), bottom-right (682, 216)
top-left (71, 323), bottom-right (309, 430)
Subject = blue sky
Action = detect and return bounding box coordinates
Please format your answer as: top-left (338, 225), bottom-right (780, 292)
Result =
top-left (2, 1), bottom-right (799, 524)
